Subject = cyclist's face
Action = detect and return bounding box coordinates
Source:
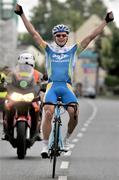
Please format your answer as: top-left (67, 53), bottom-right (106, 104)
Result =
top-left (54, 32), bottom-right (68, 47)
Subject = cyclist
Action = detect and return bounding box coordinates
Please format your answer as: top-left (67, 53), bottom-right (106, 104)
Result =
top-left (14, 4), bottom-right (114, 158)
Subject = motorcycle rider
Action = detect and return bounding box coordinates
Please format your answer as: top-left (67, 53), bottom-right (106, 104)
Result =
top-left (17, 52), bottom-right (47, 97)
top-left (17, 52), bottom-right (49, 137)
top-left (18, 52), bottom-right (42, 83)
top-left (17, 52), bottom-right (44, 140)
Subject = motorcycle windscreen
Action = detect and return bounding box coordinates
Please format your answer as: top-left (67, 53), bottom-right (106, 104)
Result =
top-left (8, 64), bottom-right (35, 93)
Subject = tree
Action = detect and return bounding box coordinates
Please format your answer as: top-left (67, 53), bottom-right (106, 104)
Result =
top-left (66, 0), bottom-right (87, 15)
top-left (94, 27), bottom-right (119, 91)
top-left (107, 27), bottom-right (119, 77)
top-left (88, 0), bottom-right (106, 19)
top-left (111, 28), bottom-right (119, 75)
top-left (30, 0), bottom-right (69, 41)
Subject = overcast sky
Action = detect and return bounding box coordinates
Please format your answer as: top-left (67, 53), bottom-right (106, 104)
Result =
top-left (17, 0), bottom-right (119, 32)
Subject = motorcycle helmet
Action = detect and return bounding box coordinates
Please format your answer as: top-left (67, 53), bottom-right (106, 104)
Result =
top-left (18, 52), bottom-right (35, 68)
top-left (52, 24), bottom-right (70, 35)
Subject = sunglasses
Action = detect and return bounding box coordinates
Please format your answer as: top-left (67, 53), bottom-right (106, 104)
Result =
top-left (55, 34), bottom-right (67, 38)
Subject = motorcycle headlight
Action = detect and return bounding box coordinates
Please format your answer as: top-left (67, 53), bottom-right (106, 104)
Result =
top-left (10, 92), bottom-right (34, 102)
top-left (23, 93), bottom-right (34, 102)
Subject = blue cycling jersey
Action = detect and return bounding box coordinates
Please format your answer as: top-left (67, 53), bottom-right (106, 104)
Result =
top-left (44, 43), bottom-right (82, 84)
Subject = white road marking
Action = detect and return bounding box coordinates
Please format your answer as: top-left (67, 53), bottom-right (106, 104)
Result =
top-left (58, 176), bottom-right (67, 180)
top-left (72, 138), bottom-right (79, 143)
top-left (69, 144), bottom-right (75, 149)
top-left (77, 132), bottom-right (83, 138)
top-left (87, 100), bottom-right (97, 121)
top-left (81, 127), bottom-right (87, 132)
top-left (86, 120), bottom-right (92, 124)
top-left (60, 161), bottom-right (69, 169)
top-left (84, 123), bottom-right (89, 127)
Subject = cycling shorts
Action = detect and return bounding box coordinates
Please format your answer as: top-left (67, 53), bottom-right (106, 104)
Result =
top-left (44, 82), bottom-right (78, 104)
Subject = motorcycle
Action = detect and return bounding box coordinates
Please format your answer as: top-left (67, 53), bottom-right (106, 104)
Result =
top-left (3, 63), bottom-right (41, 159)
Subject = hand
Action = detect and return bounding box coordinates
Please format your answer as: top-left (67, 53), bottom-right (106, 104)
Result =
top-left (14, 4), bottom-right (23, 16)
top-left (105, 11), bottom-right (114, 23)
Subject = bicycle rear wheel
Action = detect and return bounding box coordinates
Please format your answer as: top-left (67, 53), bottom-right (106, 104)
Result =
top-left (52, 118), bottom-right (59, 178)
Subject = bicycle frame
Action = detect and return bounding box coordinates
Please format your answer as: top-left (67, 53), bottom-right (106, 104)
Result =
top-left (48, 104), bottom-right (64, 151)
top-left (46, 101), bottom-right (77, 178)
top-left (48, 102), bottom-right (67, 178)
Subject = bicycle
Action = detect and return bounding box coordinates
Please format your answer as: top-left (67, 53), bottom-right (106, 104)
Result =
top-left (45, 98), bottom-right (77, 178)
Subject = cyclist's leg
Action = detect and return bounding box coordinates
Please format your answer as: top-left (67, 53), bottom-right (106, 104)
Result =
top-left (42, 104), bottom-right (55, 140)
top-left (66, 103), bottom-right (79, 135)
top-left (62, 83), bottom-right (79, 138)
top-left (41, 83), bottom-right (57, 157)
top-left (42, 83), bottom-right (58, 139)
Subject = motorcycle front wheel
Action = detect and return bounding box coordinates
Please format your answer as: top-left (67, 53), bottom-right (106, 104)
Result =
top-left (17, 121), bottom-right (26, 159)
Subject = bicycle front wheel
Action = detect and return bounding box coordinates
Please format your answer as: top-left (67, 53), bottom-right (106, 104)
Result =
top-left (52, 118), bottom-right (59, 178)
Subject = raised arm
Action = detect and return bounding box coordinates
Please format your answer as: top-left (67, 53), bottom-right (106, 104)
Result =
top-left (14, 4), bottom-right (47, 48)
top-left (80, 11), bottom-right (114, 50)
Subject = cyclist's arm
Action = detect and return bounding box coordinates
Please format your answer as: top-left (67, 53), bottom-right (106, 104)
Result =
top-left (15, 4), bottom-right (47, 48)
top-left (80, 20), bottom-right (106, 49)
top-left (80, 12), bottom-right (114, 50)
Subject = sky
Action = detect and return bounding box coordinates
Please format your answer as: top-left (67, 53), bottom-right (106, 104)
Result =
top-left (17, 0), bottom-right (119, 32)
